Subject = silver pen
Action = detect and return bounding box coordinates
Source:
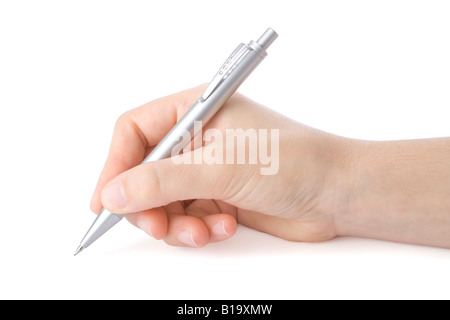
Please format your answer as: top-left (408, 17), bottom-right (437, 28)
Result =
top-left (74, 28), bottom-right (278, 256)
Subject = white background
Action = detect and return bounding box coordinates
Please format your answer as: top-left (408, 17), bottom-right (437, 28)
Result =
top-left (0, 0), bottom-right (449, 300)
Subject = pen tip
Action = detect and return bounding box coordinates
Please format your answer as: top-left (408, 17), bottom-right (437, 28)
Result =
top-left (74, 245), bottom-right (84, 256)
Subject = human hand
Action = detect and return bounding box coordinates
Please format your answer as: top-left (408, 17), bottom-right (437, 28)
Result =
top-left (90, 85), bottom-right (352, 247)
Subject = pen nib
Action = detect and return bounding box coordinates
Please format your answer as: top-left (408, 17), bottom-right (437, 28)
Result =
top-left (74, 245), bottom-right (84, 256)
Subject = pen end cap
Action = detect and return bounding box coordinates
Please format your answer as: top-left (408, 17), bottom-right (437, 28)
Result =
top-left (257, 28), bottom-right (278, 50)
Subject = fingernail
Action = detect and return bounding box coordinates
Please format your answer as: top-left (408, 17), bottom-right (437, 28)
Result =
top-left (102, 181), bottom-right (127, 209)
top-left (177, 230), bottom-right (198, 247)
top-left (212, 221), bottom-right (229, 236)
top-left (137, 217), bottom-right (153, 237)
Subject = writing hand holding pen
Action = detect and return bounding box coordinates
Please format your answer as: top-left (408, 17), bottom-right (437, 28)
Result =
top-left (81, 27), bottom-right (450, 253)
top-left (89, 85), bottom-right (450, 249)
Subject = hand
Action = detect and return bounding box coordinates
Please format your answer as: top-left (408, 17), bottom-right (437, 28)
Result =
top-left (90, 85), bottom-right (450, 249)
top-left (90, 85), bottom-right (351, 247)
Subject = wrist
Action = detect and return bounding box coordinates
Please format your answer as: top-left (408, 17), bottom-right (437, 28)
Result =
top-left (301, 132), bottom-right (364, 239)
top-left (321, 136), bottom-right (367, 238)
top-left (333, 139), bottom-right (380, 238)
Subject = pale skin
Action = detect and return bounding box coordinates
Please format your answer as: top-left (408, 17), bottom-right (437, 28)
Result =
top-left (90, 85), bottom-right (450, 249)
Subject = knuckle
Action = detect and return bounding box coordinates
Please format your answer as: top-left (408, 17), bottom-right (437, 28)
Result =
top-left (114, 110), bottom-right (131, 129)
top-left (137, 164), bottom-right (163, 204)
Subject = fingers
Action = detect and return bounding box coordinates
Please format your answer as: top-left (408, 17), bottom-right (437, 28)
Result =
top-left (90, 116), bottom-right (148, 213)
top-left (90, 86), bottom-right (206, 213)
top-left (125, 207), bottom-right (168, 240)
top-left (100, 146), bottom-right (241, 214)
top-left (126, 210), bottom-right (237, 247)
top-left (199, 214), bottom-right (237, 243)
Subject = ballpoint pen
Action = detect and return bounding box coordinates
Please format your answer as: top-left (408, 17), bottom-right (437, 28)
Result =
top-left (74, 28), bottom-right (278, 256)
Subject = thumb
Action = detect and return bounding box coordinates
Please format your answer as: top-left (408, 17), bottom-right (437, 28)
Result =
top-left (100, 147), bottom-right (242, 214)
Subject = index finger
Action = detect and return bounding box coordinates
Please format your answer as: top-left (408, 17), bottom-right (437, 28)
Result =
top-left (90, 85), bottom-right (205, 213)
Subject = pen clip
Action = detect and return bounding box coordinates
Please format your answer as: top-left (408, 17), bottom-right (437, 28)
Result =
top-left (201, 43), bottom-right (249, 101)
